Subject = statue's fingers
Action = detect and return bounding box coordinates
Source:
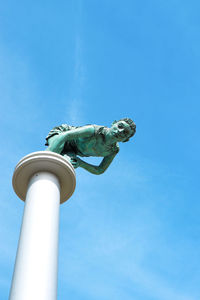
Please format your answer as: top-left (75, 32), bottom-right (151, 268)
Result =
top-left (71, 161), bottom-right (78, 167)
top-left (71, 158), bottom-right (77, 162)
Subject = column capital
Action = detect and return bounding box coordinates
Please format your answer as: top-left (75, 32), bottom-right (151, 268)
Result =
top-left (12, 151), bottom-right (76, 203)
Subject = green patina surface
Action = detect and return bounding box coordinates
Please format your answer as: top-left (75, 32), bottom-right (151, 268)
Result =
top-left (45, 118), bottom-right (136, 175)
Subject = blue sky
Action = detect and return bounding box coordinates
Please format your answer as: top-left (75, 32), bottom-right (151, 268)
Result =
top-left (0, 0), bottom-right (200, 299)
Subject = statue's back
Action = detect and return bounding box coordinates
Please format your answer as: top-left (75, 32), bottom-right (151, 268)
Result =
top-left (45, 124), bottom-right (78, 146)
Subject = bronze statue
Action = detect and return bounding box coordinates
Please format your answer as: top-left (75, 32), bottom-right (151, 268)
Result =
top-left (45, 118), bottom-right (136, 174)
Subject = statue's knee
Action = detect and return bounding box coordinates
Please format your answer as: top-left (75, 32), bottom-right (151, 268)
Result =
top-left (47, 138), bottom-right (64, 153)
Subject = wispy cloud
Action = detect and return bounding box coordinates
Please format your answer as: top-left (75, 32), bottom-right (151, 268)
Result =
top-left (64, 1), bottom-right (86, 125)
top-left (65, 97), bottom-right (84, 125)
top-left (74, 34), bottom-right (86, 90)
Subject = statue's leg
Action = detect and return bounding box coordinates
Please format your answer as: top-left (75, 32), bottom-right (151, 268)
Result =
top-left (46, 137), bottom-right (79, 168)
top-left (46, 134), bottom-right (67, 154)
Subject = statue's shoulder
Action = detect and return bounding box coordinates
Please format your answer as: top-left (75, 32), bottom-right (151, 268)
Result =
top-left (93, 125), bottom-right (105, 135)
top-left (76, 124), bottom-right (104, 136)
top-left (45, 124), bottom-right (78, 146)
top-left (93, 125), bottom-right (119, 153)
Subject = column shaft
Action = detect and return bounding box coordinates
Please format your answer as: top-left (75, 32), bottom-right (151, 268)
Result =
top-left (9, 172), bottom-right (60, 300)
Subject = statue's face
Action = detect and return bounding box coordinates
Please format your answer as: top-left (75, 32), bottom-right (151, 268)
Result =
top-left (110, 121), bottom-right (133, 142)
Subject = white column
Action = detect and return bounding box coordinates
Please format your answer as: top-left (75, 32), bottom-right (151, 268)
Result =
top-left (10, 152), bottom-right (76, 300)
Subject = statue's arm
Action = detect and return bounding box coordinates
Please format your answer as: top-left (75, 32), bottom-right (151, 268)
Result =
top-left (77, 151), bottom-right (119, 175)
top-left (46, 126), bottom-right (95, 153)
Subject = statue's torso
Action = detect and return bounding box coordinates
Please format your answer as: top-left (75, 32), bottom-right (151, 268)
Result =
top-left (76, 135), bottom-right (115, 157)
top-left (46, 124), bottom-right (119, 157)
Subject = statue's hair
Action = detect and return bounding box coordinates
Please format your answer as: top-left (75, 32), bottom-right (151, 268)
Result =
top-left (112, 118), bottom-right (136, 142)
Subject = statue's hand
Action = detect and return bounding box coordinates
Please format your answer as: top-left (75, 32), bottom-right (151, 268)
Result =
top-left (70, 157), bottom-right (81, 169)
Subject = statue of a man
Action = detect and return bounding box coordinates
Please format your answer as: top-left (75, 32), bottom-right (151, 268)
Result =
top-left (45, 118), bottom-right (136, 175)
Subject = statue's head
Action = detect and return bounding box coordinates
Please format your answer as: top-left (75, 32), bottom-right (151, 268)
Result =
top-left (111, 118), bottom-right (136, 143)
